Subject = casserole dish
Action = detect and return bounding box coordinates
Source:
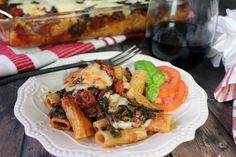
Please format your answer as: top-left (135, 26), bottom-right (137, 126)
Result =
top-left (0, 0), bottom-right (149, 47)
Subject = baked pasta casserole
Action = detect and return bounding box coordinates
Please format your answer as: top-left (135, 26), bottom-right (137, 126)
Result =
top-left (0, 0), bottom-right (149, 47)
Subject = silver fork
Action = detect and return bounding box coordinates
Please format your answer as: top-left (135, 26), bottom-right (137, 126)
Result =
top-left (0, 45), bottom-right (141, 86)
top-left (101, 45), bottom-right (141, 66)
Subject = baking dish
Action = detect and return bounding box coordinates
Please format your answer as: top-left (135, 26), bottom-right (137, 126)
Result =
top-left (0, 0), bottom-right (149, 47)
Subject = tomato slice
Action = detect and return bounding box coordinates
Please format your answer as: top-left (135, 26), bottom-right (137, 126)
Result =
top-left (157, 66), bottom-right (181, 97)
top-left (155, 80), bottom-right (188, 112)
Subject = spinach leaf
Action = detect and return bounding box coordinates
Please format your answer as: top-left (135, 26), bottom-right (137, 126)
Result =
top-left (56, 88), bottom-right (66, 98)
top-left (98, 97), bottom-right (109, 116)
top-left (106, 124), bottom-right (120, 137)
top-left (49, 105), bottom-right (66, 119)
top-left (50, 6), bottom-right (58, 13)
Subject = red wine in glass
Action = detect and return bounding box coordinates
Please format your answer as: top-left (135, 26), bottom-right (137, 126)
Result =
top-left (150, 21), bottom-right (212, 70)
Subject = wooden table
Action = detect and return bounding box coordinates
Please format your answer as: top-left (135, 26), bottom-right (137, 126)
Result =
top-left (1, 2), bottom-right (236, 157)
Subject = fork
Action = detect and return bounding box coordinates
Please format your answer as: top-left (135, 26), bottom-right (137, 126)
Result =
top-left (0, 45), bottom-right (141, 86)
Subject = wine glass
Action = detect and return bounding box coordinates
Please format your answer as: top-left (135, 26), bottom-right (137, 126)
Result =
top-left (146, 0), bottom-right (219, 70)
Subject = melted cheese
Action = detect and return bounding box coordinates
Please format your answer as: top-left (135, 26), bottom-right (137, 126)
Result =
top-left (8, 0), bottom-right (149, 16)
top-left (80, 63), bottom-right (112, 89)
top-left (112, 121), bottom-right (134, 129)
top-left (65, 63), bottom-right (112, 91)
top-left (107, 93), bottom-right (129, 112)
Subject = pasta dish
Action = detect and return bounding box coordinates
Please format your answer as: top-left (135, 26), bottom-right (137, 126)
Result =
top-left (44, 60), bottom-right (188, 147)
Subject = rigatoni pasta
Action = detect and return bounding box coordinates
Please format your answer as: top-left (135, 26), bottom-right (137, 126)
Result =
top-left (127, 88), bottom-right (157, 109)
top-left (50, 116), bottom-right (71, 131)
top-left (61, 96), bottom-right (95, 139)
top-left (114, 65), bottom-right (125, 81)
top-left (44, 92), bottom-right (60, 109)
top-left (95, 128), bottom-right (147, 147)
top-left (93, 119), bottom-right (107, 132)
top-left (146, 113), bottom-right (173, 133)
top-left (129, 70), bottom-right (147, 94)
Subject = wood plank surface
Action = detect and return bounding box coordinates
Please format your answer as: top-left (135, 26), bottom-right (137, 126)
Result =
top-left (172, 110), bottom-right (236, 157)
top-left (0, 85), bottom-right (25, 157)
top-left (20, 136), bottom-right (54, 157)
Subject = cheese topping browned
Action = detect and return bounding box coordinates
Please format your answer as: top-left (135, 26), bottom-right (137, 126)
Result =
top-left (7, 0), bottom-right (149, 16)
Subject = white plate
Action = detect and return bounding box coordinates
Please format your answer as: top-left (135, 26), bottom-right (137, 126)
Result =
top-left (14, 51), bottom-right (208, 157)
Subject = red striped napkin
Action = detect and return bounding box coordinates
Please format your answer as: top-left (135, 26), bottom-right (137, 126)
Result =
top-left (214, 65), bottom-right (236, 103)
top-left (214, 64), bottom-right (236, 142)
top-left (209, 9), bottom-right (236, 143)
top-left (0, 34), bottom-right (143, 78)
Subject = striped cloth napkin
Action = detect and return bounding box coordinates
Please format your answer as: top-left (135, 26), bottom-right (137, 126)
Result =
top-left (0, 34), bottom-right (143, 78)
top-left (208, 9), bottom-right (236, 143)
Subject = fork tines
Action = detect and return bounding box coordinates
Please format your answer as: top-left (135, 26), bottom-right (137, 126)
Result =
top-left (111, 45), bottom-right (142, 65)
